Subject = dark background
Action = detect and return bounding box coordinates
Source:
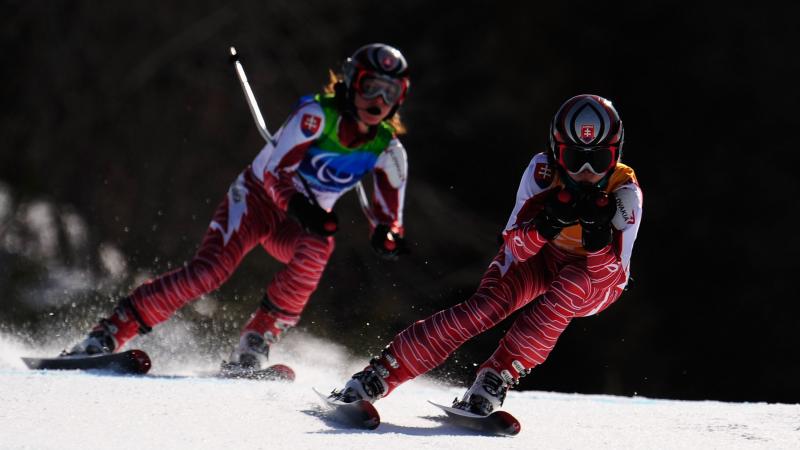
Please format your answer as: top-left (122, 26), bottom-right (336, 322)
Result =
top-left (2, 1), bottom-right (798, 403)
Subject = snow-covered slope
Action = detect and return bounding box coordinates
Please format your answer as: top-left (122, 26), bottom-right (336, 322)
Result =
top-left (1, 331), bottom-right (797, 450)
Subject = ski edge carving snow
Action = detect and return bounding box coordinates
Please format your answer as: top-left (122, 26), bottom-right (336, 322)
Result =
top-left (428, 400), bottom-right (521, 436)
top-left (21, 349), bottom-right (152, 375)
top-left (312, 387), bottom-right (380, 430)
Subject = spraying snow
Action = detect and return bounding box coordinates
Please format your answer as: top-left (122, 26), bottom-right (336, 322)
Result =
top-left (0, 330), bottom-right (797, 449)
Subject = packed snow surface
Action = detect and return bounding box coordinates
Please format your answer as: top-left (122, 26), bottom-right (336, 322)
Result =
top-left (1, 331), bottom-right (798, 450)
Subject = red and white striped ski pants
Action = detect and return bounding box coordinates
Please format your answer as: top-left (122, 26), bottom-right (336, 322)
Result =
top-left (380, 244), bottom-right (624, 395)
top-left (115, 169), bottom-right (334, 349)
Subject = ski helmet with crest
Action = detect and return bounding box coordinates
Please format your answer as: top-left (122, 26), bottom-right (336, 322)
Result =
top-left (341, 43), bottom-right (410, 117)
top-left (549, 95), bottom-right (624, 177)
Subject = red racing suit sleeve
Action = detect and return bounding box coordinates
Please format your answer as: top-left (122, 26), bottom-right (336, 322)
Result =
top-left (501, 153), bottom-right (555, 262)
top-left (602, 179), bottom-right (644, 292)
top-left (370, 137), bottom-right (408, 236)
top-left (579, 180), bottom-right (643, 313)
top-left (249, 100), bottom-right (325, 210)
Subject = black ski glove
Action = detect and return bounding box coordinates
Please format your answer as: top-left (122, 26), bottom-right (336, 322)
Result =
top-left (287, 192), bottom-right (338, 237)
top-left (532, 187), bottom-right (580, 240)
top-left (578, 187), bottom-right (617, 252)
top-left (370, 224), bottom-right (408, 261)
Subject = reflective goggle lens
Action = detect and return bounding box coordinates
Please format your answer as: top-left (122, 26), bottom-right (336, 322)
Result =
top-left (559, 145), bottom-right (616, 174)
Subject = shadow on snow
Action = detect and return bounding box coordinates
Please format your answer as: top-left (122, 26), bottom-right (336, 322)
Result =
top-left (301, 407), bottom-right (514, 437)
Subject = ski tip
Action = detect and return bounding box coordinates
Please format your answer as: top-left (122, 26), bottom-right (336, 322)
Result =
top-left (491, 410), bottom-right (522, 435)
top-left (427, 399), bottom-right (454, 410)
top-left (312, 387), bottom-right (330, 402)
top-left (267, 363), bottom-right (295, 382)
top-left (427, 400), bottom-right (449, 409)
top-left (20, 357), bottom-right (39, 370)
top-left (127, 350), bottom-right (152, 374)
top-left (363, 411), bottom-right (380, 430)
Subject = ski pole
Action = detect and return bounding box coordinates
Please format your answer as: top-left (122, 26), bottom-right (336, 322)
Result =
top-left (229, 47), bottom-right (273, 144)
top-left (354, 183), bottom-right (377, 227)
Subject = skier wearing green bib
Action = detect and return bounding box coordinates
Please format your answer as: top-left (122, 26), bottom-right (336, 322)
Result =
top-left (66, 43), bottom-right (411, 373)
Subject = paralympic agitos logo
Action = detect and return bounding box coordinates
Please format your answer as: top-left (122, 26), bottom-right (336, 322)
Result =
top-left (300, 151), bottom-right (375, 189)
top-left (310, 152), bottom-right (354, 185)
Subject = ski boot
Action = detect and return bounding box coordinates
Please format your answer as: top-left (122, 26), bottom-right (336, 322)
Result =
top-left (332, 363), bottom-right (388, 404)
top-left (220, 331), bottom-right (270, 376)
top-left (453, 367), bottom-right (512, 416)
top-left (64, 319), bottom-right (118, 356)
top-left (63, 300), bottom-right (146, 356)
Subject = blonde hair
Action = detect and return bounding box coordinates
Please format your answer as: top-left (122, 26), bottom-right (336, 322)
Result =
top-left (325, 70), bottom-right (407, 135)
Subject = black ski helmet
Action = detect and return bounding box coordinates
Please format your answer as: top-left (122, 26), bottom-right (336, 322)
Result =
top-left (340, 43), bottom-right (410, 118)
top-left (549, 95), bottom-right (624, 176)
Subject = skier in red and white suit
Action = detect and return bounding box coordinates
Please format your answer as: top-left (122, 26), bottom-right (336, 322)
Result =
top-left (336, 94), bottom-right (643, 415)
top-left (66, 43), bottom-right (412, 372)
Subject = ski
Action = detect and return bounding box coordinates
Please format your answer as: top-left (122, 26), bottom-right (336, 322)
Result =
top-left (312, 387), bottom-right (380, 430)
top-left (21, 349), bottom-right (152, 375)
top-left (428, 400), bottom-right (521, 436)
top-left (217, 363), bottom-right (295, 382)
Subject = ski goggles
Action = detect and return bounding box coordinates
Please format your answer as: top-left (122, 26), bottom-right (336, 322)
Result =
top-left (556, 144), bottom-right (618, 175)
top-left (353, 72), bottom-right (407, 105)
